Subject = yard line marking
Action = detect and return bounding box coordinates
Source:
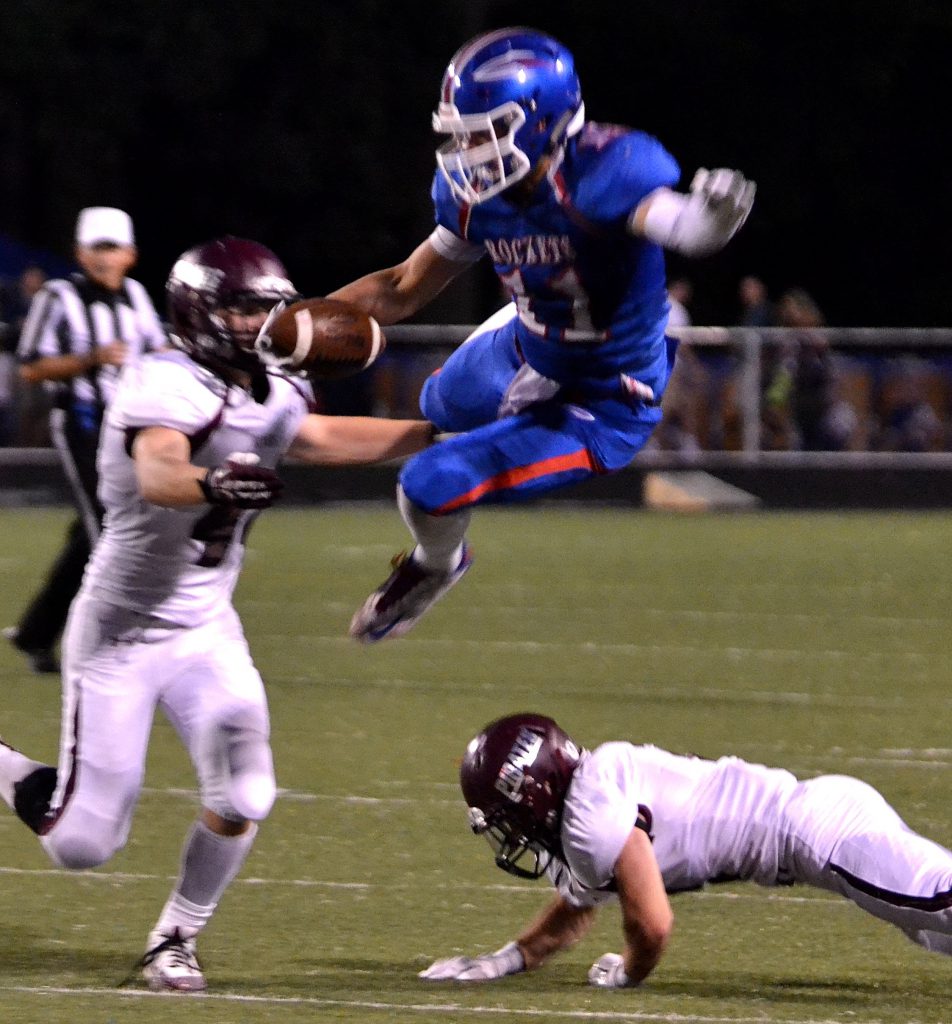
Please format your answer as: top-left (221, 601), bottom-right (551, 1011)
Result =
top-left (0, 866), bottom-right (370, 889)
top-left (243, 598), bottom-right (950, 630)
top-left (821, 756), bottom-right (952, 769)
top-left (0, 866), bottom-right (844, 906)
top-left (269, 672), bottom-right (949, 714)
top-left (0, 984), bottom-right (885, 1022)
top-left (142, 786), bottom-right (463, 805)
top-left (257, 632), bottom-right (939, 669)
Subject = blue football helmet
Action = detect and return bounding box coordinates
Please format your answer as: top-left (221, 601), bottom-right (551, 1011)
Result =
top-left (433, 27), bottom-right (584, 206)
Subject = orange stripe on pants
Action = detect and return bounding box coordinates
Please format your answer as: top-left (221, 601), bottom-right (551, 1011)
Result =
top-left (435, 448), bottom-right (595, 514)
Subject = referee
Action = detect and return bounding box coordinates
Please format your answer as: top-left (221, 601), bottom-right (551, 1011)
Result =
top-left (4, 207), bottom-right (167, 673)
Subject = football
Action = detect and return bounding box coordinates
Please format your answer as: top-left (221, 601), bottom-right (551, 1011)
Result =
top-left (257, 297), bottom-right (386, 380)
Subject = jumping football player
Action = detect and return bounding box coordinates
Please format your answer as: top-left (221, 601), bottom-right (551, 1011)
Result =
top-left (420, 713), bottom-right (952, 987)
top-left (0, 237), bottom-right (434, 993)
top-left (334, 27), bottom-right (756, 642)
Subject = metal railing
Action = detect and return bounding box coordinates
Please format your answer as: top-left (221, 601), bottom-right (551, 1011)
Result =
top-left (380, 324), bottom-right (952, 470)
top-left (3, 326), bottom-right (952, 473)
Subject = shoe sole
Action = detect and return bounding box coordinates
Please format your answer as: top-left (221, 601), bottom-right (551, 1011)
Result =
top-left (143, 973), bottom-right (208, 993)
top-left (351, 552), bottom-right (473, 644)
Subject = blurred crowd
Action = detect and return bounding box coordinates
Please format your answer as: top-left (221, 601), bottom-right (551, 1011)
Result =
top-left (0, 265), bottom-right (52, 446)
top-left (652, 276), bottom-right (952, 455)
top-left (2, 266), bottom-right (950, 454)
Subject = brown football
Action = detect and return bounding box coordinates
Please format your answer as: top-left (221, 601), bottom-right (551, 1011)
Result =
top-left (258, 297), bottom-right (386, 380)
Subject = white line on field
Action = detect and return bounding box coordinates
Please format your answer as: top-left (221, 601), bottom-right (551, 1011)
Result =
top-left (144, 786), bottom-right (462, 805)
top-left (242, 598), bottom-right (950, 631)
top-left (256, 632), bottom-right (939, 669)
top-left (0, 984), bottom-right (884, 1023)
top-left (0, 866), bottom-right (843, 906)
top-left (0, 865), bottom-right (371, 888)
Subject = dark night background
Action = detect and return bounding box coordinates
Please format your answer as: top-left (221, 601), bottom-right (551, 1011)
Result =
top-left (1, 0), bottom-right (949, 327)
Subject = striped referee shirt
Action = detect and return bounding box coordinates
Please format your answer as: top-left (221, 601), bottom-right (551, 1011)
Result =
top-left (17, 273), bottom-right (167, 412)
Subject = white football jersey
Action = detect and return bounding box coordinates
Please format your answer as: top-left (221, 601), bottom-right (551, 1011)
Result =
top-left (549, 743), bottom-right (801, 908)
top-left (82, 350), bottom-right (311, 624)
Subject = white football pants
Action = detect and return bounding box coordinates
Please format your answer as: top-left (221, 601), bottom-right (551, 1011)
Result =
top-left (782, 774), bottom-right (952, 954)
top-left (41, 594), bottom-right (275, 870)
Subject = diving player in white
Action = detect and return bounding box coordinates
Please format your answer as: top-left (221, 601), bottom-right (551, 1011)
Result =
top-left (0, 237), bottom-right (435, 993)
top-left (420, 713), bottom-right (952, 988)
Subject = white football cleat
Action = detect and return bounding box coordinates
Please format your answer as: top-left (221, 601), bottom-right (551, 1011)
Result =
top-left (141, 928), bottom-right (207, 993)
top-left (349, 543), bottom-right (473, 643)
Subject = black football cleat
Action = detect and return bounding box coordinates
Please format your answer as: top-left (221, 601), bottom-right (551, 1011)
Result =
top-left (349, 543), bottom-right (473, 643)
top-left (2, 627), bottom-right (60, 675)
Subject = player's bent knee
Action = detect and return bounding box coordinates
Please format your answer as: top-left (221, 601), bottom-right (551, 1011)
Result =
top-left (205, 771), bottom-right (274, 822)
top-left (419, 374), bottom-right (448, 428)
top-left (399, 453), bottom-right (475, 515)
top-left (420, 373), bottom-right (495, 433)
top-left (202, 707), bottom-right (277, 822)
top-left (229, 771), bottom-right (276, 821)
top-left (42, 828), bottom-right (124, 870)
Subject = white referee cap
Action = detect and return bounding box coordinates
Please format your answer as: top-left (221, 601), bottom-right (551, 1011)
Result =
top-left (75, 207), bottom-right (135, 247)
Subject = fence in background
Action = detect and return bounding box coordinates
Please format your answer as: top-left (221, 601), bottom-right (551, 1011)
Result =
top-left (4, 326), bottom-right (952, 481)
top-left (379, 324), bottom-right (952, 470)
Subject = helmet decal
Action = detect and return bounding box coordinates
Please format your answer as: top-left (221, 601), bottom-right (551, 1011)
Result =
top-left (495, 725), bottom-right (544, 803)
top-left (472, 50), bottom-right (550, 83)
top-left (169, 258), bottom-right (223, 293)
top-left (459, 712), bottom-right (582, 879)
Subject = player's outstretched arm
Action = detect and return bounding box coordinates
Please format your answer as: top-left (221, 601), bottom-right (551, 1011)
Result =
top-left (287, 415), bottom-right (435, 466)
top-left (328, 238), bottom-right (466, 326)
top-left (132, 428), bottom-right (283, 509)
top-left (630, 167), bottom-right (756, 257)
top-left (589, 827), bottom-right (673, 988)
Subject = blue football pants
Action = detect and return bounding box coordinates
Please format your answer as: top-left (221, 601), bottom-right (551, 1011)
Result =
top-left (400, 315), bottom-right (665, 515)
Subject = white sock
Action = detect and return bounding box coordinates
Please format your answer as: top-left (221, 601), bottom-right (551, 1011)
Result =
top-left (397, 484), bottom-right (470, 572)
top-left (152, 892), bottom-right (214, 940)
top-left (152, 819), bottom-right (257, 940)
top-left (0, 745), bottom-right (46, 809)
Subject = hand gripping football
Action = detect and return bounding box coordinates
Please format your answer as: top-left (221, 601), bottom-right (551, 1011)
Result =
top-left (255, 297), bottom-right (386, 380)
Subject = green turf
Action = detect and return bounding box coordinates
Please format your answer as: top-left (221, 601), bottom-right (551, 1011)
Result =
top-left (1, 505), bottom-right (950, 1022)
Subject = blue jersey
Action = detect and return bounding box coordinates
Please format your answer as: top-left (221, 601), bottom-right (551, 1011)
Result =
top-left (432, 122), bottom-right (680, 392)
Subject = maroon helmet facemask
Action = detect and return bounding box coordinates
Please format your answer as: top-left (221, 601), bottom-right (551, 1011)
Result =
top-left (166, 237), bottom-right (298, 374)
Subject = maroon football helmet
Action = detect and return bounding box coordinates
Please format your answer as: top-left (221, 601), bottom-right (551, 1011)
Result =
top-left (460, 712), bottom-right (582, 879)
top-left (166, 237), bottom-right (298, 373)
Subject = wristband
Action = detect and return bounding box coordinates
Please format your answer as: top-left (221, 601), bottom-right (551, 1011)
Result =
top-left (492, 941), bottom-right (526, 975)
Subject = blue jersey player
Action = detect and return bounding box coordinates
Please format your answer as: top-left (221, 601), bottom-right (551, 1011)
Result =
top-left (333, 27), bottom-right (756, 643)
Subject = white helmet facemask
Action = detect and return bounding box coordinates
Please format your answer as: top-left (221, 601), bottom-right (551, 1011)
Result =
top-left (433, 101), bottom-right (528, 205)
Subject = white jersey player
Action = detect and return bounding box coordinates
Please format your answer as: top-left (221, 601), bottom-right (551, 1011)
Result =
top-left (420, 713), bottom-right (952, 988)
top-left (0, 237), bottom-right (435, 994)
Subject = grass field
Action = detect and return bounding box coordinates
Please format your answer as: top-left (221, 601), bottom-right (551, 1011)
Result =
top-left (1, 504), bottom-right (950, 1024)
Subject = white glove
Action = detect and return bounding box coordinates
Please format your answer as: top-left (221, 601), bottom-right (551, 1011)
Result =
top-left (690, 166), bottom-right (756, 235)
top-left (638, 167), bottom-right (756, 257)
top-left (588, 952), bottom-right (632, 988)
top-left (419, 941), bottom-right (525, 982)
